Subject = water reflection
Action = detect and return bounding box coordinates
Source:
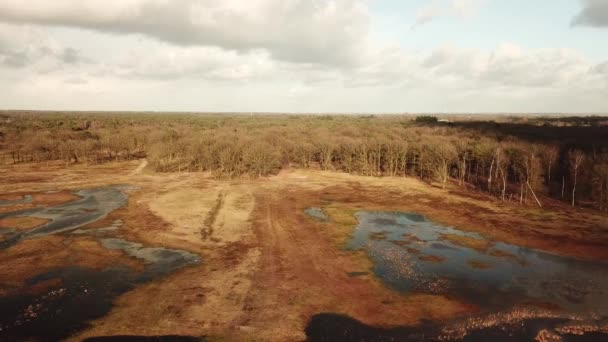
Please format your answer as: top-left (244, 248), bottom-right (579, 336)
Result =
top-left (347, 211), bottom-right (608, 314)
top-left (0, 186), bottom-right (201, 340)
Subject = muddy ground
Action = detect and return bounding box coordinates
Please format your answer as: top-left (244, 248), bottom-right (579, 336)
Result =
top-left (0, 160), bottom-right (607, 341)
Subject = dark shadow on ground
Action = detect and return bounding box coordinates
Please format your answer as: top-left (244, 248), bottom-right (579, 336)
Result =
top-left (83, 336), bottom-right (204, 342)
top-left (305, 313), bottom-right (608, 342)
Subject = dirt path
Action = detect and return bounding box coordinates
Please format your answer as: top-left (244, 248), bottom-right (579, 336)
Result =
top-left (129, 159), bottom-right (148, 176)
top-left (230, 188), bottom-right (472, 341)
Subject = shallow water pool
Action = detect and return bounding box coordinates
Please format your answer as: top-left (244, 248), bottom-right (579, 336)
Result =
top-left (347, 211), bottom-right (608, 315)
top-left (0, 186), bottom-right (201, 340)
top-left (304, 207), bottom-right (328, 221)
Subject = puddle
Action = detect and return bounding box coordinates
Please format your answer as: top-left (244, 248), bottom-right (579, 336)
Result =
top-left (0, 246), bottom-right (199, 341)
top-left (0, 186), bottom-right (201, 340)
top-left (100, 238), bottom-right (200, 282)
top-left (0, 266), bottom-right (134, 340)
top-left (305, 207), bottom-right (328, 221)
top-left (0, 186), bottom-right (131, 250)
top-left (347, 211), bottom-right (608, 315)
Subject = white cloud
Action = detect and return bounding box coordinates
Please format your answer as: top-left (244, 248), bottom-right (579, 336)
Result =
top-left (0, 0), bottom-right (371, 66)
top-left (3, 26), bottom-right (604, 111)
top-left (0, 2), bottom-right (605, 113)
top-left (0, 23), bottom-right (86, 69)
top-left (112, 45), bottom-right (277, 81)
top-left (412, 2), bottom-right (444, 29)
top-left (421, 43), bottom-right (603, 90)
top-left (411, 0), bottom-right (485, 29)
top-left (451, 0), bottom-right (485, 17)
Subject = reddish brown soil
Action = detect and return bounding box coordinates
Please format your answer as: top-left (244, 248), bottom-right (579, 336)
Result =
top-left (0, 217), bottom-right (50, 230)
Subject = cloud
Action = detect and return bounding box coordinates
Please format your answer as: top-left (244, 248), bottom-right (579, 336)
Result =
top-left (412, 2), bottom-right (444, 29)
top-left (411, 0), bottom-right (485, 29)
top-left (0, 1), bottom-right (605, 113)
top-left (451, 0), bottom-right (485, 17)
top-left (94, 38), bottom-right (605, 95)
top-left (419, 43), bottom-right (604, 91)
top-left (3, 23), bottom-right (601, 95)
top-left (113, 45), bottom-right (277, 81)
top-left (0, 0), bottom-right (371, 67)
top-left (593, 61), bottom-right (608, 75)
top-left (481, 45), bottom-right (593, 88)
top-left (0, 23), bottom-right (86, 69)
top-left (572, 0), bottom-right (608, 27)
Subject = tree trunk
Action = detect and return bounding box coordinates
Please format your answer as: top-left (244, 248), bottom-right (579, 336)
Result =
top-left (488, 158), bottom-right (494, 192)
top-left (572, 168), bottom-right (578, 207)
top-left (501, 172), bottom-right (507, 201)
top-left (527, 181), bottom-right (542, 207)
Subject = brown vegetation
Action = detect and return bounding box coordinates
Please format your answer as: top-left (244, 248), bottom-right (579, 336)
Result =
top-left (1, 112), bottom-right (607, 212)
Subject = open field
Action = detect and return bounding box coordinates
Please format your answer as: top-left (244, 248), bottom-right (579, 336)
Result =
top-left (1, 158), bottom-right (607, 341)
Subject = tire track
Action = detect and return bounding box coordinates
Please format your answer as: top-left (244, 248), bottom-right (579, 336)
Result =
top-left (201, 191), bottom-right (224, 240)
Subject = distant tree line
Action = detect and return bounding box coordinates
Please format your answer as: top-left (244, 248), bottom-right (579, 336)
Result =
top-left (1, 112), bottom-right (607, 212)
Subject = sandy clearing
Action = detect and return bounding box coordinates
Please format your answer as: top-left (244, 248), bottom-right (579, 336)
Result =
top-left (212, 186), bottom-right (256, 244)
top-left (148, 187), bottom-right (223, 245)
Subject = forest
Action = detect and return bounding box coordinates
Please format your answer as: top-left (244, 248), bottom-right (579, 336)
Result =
top-left (1, 111), bottom-right (607, 212)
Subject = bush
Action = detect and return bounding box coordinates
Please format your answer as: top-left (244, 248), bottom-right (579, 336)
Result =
top-left (415, 115), bottom-right (438, 123)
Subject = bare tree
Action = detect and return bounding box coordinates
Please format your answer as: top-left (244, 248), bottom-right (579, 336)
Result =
top-left (244, 142), bottom-right (280, 177)
top-left (569, 150), bottom-right (585, 207)
top-left (495, 147), bottom-right (509, 201)
top-left (425, 142), bottom-right (458, 189)
top-left (592, 162), bottom-right (608, 211)
top-left (544, 145), bottom-right (559, 184)
top-left (315, 140), bottom-right (335, 171)
top-left (455, 140), bottom-right (470, 186)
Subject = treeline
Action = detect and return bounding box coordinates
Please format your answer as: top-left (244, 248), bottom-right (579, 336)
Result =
top-left (1, 112), bottom-right (607, 211)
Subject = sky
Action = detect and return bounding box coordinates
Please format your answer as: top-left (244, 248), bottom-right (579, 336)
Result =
top-left (0, 0), bottom-right (607, 113)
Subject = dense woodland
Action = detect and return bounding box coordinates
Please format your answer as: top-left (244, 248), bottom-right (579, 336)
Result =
top-left (1, 112), bottom-right (608, 211)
